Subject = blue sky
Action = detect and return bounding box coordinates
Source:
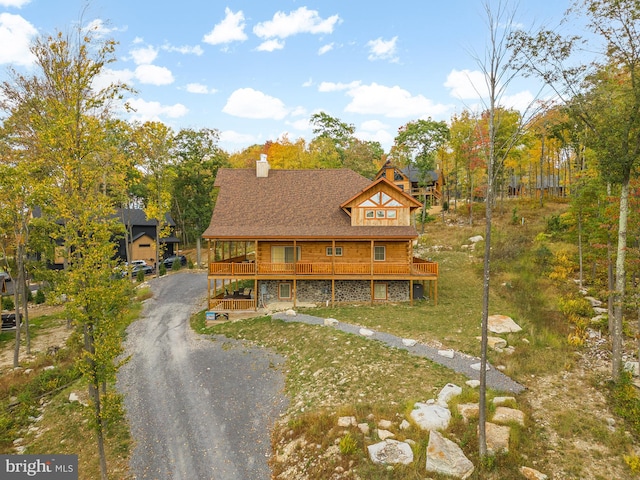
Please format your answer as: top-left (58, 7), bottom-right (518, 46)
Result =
top-left (0, 0), bottom-right (580, 153)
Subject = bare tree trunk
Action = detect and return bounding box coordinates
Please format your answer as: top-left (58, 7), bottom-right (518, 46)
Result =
top-left (577, 211), bottom-right (583, 289)
top-left (12, 265), bottom-right (22, 368)
top-left (612, 179), bottom-right (630, 379)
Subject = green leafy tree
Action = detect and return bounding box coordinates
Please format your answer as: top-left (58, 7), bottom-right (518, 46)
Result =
top-left (392, 119), bottom-right (450, 229)
top-left (131, 121), bottom-right (175, 272)
top-left (171, 128), bottom-right (228, 245)
top-left (0, 24), bottom-right (133, 479)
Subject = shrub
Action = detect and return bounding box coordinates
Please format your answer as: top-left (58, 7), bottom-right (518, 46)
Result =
top-left (2, 296), bottom-right (14, 311)
top-left (136, 269), bottom-right (145, 282)
top-left (34, 289), bottom-right (45, 304)
top-left (159, 263), bottom-right (167, 276)
top-left (172, 259), bottom-right (181, 271)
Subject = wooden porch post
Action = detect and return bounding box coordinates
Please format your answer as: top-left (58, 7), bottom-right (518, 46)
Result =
top-left (293, 240), bottom-right (297, 308)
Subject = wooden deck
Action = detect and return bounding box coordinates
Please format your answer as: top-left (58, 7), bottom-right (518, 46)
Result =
top-left (208, 259), bottom-right (438, 278)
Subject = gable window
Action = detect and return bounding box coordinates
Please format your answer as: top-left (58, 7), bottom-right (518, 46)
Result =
top-left (278, 283), bottom-right (291, 299)
top-left (374, 283), bottom-right (388, 300)
top-left (326, 246), bottom-right (343, 256)
top-left (374, 246), bottom-right (386, 261)
top-left (272, 246), bottom-right (301, 263)
top-left (394, 171), bottom-right (404, 182)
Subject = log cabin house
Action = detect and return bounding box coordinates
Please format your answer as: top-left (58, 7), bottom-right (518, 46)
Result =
top-left (374, 161), bottom-right (444, 206)
top-left (202, 156), bottom-right (439, 312)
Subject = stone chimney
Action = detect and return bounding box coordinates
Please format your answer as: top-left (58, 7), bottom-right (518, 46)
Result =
top-left (256, 154), bottom-right (270, 178)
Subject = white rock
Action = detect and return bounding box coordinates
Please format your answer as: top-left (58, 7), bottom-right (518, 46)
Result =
top-left (377, 429), bottom-right (395, 440)
top-left (357, 423), bottom-right (370, 435)
top-left (410, 403), bottom-right (451, 431)
top-left (402, 338), bottom-right (417, 347)
top-left (471, 362), bottom-right (490, 371)
top-left (359, 328), bottom-right (374, 337)
top-left (378, 419), bottom-right (393, 429)
top-left (337, 416), bottom-right (356, 427)
top-left (492, 396), bottom-right (516, 406)
top-left (624, 361), bottom-right (639, 376)
top-left (438, 349), bottom-right (455, 359)
top-left (324, 318), bottom-right (338, 326)
top-left (492, 406), bottom-right (525, 426)
top-left (426, 430), bottom-right (474, 479)
top-left (484, 422), bottom-right (510, 455)
top-left (488, 315), bottom-right (522, 333)
top-left (400, 419), bottom-right (411, 430)
top-left (593, 307), bottom-right (608, 314)
top-left (43, 365), bottom-right (55, 371)
top-left (520, 466), bottom-right (549, 480)
top-left (436, 383), bottom-right (462, 407)
top-left (466, 380), bottom-right (480, 388)
top-left (457, 403), bottom-right (479, 422)
top-left (285, 309), bottom-right (296, 316)
top-left (469, 235), bottom-right (484, 243)
top-left (367, 439), bottom-right (414, 465)
top-left (584, 296), bottom-right (602, 307)
top-left (69, 392), bottom-right (80, 403)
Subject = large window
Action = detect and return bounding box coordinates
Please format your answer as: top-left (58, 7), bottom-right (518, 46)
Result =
top-left (271, 246), bottom-right (301, 263)
top-left (326, 246), bottom-right (343, 256)
top-left (374, 246), bottom-right (386, 261)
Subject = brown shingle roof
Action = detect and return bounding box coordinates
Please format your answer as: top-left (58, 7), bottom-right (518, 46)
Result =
top-left (202, 168), bottom-right (418, 240)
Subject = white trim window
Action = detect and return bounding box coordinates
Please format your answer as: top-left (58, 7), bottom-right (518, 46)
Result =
top-left (278, 283), bottom-right (292, 299)
top-left (374, 283), bottom-right (388, 300)
top-left (326, 246), bottom-right (343, 256)
top-left (374, 246), bottom-right (386, 261)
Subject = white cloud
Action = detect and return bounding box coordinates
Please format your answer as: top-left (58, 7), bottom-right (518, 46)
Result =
top-left (220, 130), bottom-right (258, 145)
top-left (302, 78), bottom-right (313, 87)
top-left (92, 67), bottom-right (135, 92)
top-left (256, 39), bottom-right (284, 52)
top-left (367, 36), bottom-right (398, 62)
top-left (318, 43), bottom-right (333, 55)
top-left (253, 7), bottom-right (340, 39)
top-left (162, 43), bottom-right (204, 56)
top-left (84, 19), bottom-right (120, 38)
top-left (134, 64), bottom-right (174, 85)
top-left (0, 13), bottom-right (36, 66)
top-left (222, 88), bottom-right (288, 119)
top-left (203, 7), bottom-right (247, 45)
top-left (130, 45), bottom-right (158, 65)
top-left (186, 83), bottom-right (217, 94)
top-left (357, 119), bottom-right (394, 148)
top-left (344, 82), bottom-right (451, 118)
top-left (318, 80), bottom-right (361, 92)
top-left (127, 98), bottom-right (188, 121)
top-left (288, 118), bottom-right (310, 131)
top-left (501, 90), bottom-right (536, 112)
top-left (444, 69), bottom-right (488, 100)
top-left (0, 0), bottom-right (31, 7)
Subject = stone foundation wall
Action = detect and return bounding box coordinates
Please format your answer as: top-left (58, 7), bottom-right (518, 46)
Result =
top-left (257, 279), bottom-right (410, 304)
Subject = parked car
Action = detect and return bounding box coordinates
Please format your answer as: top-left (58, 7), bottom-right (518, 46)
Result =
top-left (0, 270), bottom-right (10, 282)
top-left (132, 264), bottom-right (154, 276)
top-left (163, 255), bottom-right (187, 268)
top-left (126, 260), bottom-right (148, 267)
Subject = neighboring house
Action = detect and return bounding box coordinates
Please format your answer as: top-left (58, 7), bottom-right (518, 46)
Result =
top-left (536, 175), bottom-right (564, 198)
top-left (202, 157), bottom-right (439, 312)
top-left (374, 161), bottom-right (444, 206)
top-left (116, 209), bottom-right (180, 266)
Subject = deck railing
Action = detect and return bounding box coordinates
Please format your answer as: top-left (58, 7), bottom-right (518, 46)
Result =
top-left (209, 259), bottom-right (437, 277)
top-left (209, 298), bottom-right (256, 310)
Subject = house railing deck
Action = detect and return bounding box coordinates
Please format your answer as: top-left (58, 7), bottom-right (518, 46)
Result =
top-left (208, 259), bottom-right (438, 277)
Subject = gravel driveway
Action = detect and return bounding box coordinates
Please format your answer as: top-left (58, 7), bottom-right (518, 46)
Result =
top-left (117, 271), bottom-right (287, 480)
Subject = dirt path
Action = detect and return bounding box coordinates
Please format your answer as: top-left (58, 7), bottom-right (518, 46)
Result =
top-left (116, 271), bottom-right (288, 480)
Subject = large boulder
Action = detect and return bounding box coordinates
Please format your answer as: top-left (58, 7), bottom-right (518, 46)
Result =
top-left (426, 430), bottom-right (474, 479)
top-left (483, 422), bottom-right (510, 455)
top-left (436, 383), bottom-right (462, 407)
top-left (492, 406), bottom-right (525, 426)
